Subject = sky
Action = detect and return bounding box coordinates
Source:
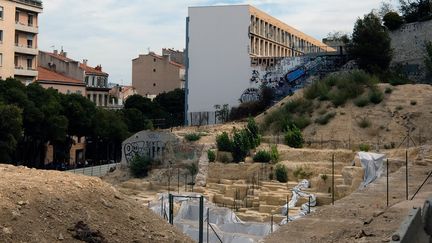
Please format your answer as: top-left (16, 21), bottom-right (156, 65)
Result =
top-left (39, 0), bottom-right (396, 85)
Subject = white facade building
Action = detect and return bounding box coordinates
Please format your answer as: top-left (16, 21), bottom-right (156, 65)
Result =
top-left (185, 5), bottom-right (332, 125)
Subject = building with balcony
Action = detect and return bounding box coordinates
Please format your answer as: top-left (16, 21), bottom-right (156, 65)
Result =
top-left (81, 61), bottom-right (110, 107)
top-left (132, 51), bottom-right (185, 99)
top-left (186, 5), bottom-right (332, 125)
top-left (0, 0), bottom-right (42, 84)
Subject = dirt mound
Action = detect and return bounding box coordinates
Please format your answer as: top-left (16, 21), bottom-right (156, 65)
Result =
top-left (0, 164), bottom-right (193, 243)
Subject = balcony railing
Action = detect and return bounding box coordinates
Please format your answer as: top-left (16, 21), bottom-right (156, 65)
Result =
top-left (15, 22), bottom-right (38, 33)
top-left (14, 43), bottom-right (38, 55)
top-left (15, 0), bottom-right (43, 8)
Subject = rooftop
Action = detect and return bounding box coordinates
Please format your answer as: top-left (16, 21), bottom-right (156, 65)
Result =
top-left (37, 67), bottom-right (85, 86)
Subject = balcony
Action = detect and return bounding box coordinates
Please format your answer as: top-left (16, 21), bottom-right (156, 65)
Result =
top-left (15, 43), bottom-right (38, 55)
top-left (15, 22), bottom-right (38, 34)
top-left (14, 66), bottom-right (38, 77)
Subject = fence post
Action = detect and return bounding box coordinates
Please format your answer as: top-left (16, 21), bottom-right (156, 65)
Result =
top-left (207, 208), bottom-right (209, 243)
top-left (271, 214), bottom-right (273, 233)
top-left (169, 194), bottom-right (174, 225)
top-left (332, 154), bottom-right (335, 205)
top-left (406, 150), bottom-right (409, 200)
top-left (286, 194), bottom-right (289, 222)
top-left (387, 159), bottom-right (389, 207)
top-left (161, 196), bottom-right (164, 217)
top-left (178, 168), bottom-right (180, 194)
top-left (199, 196), bottom-right (204, 243)
top-left (185, 175), bottom-right (187, 192)
top-left (308, 196), bottom-right (311, 214)
top-left (91, 166), bottom-right (93, 176)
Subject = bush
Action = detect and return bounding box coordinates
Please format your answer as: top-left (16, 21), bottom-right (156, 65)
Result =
top-left (315, 112), bottom-right (336, 125)
top-left (207, 150), bottom-right (216, 162)
top-left (385, 87), bottom-right (393, 94)
top-left (292, 115), bottom-right (311, 130)
top-left (216, 132), bottom-right (233, 152)
top-left (354, 96), bottom-right (370, 107)
top-left (253, 150), bottom-right (272, 163)
top-left (410, 100), bottom-right (417, 105)
top-left (129, 154), bottom-right (152, 178)
top-left (321, 174), bottom-right (328, 182)
top-left (186, 163), bottom-right (198, 177)
top-left (358, 117), bottom-right (371, 128)
top-left (383, 12), bottom-right (404, 30)
top-left (232, 129), bottom-right (251, 162)
top-left (293, 166), bottom-right (313, 179)
top-left (369, 89), bottom-right (384, 104)
top-left (184, 133), bottom-right (201, 142)
top-left (284, 125), bottom-right (304, 148)
top-left (359, 144), bottom-right (370, 152)
top-left (246, 118), bottom-right (261, 149)
top-left (275, 163), bottom-right (288, 183)
top-left (270, 144), bottom-right (279, 163)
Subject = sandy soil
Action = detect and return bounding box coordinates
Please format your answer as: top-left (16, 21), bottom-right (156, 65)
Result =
top-left (0, 165), bottom-right (193, 243)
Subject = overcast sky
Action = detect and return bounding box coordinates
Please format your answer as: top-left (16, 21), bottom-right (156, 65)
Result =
top-left (39, 0), bottom-right (396, 85)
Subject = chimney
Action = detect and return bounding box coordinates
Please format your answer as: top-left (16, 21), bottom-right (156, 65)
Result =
top-left (163, 54), bottom-right (171, 62)
top-left (95, 65), bottom-right (102, 71)
top-left (53, 49), bottom-right (58, 55)
top-left (83, 59), bottom-right (88, 65)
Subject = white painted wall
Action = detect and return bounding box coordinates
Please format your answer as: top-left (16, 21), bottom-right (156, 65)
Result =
top-left (187, 5), bottom-right (251, 117)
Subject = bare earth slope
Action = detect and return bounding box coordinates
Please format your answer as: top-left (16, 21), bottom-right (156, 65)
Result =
top-left (0, 165), bottom-right (193, 243)
top-left (257, 84), bottom-right (432, 147)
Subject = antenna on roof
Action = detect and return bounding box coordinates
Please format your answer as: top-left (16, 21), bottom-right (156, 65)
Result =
top-left (147, 47), bottom-right (151, 53)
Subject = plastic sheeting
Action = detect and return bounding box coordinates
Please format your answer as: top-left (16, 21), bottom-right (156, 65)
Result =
top-left (357, 152), bottom-right (386, 188)
top-left (149, 193), bottom-right (275, 243)
top-left (280, 179), bottom-right (316, 224)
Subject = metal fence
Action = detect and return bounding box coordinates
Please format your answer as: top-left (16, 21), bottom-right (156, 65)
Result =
top-left (66, 162), bottom-right (119, 177)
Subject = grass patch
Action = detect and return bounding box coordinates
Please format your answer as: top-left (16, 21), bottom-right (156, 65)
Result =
top-left (353, 96), bottom-right (370, 107)
top-left (184, 133), bottom-right (202, 142)
top-left (315, 112), bottom-right (336, 125)
top-left (357, 117), bottom-right (371, 128)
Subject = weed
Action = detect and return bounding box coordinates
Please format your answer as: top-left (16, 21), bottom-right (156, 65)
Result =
top-left (358, 117), bottom-right (371, 128)
top-left (293, 166), bottom-right (313, 179)
top-left (359, 144), bottom-right (370, 152)
top-left (354, 96), bottom-right (370, 107)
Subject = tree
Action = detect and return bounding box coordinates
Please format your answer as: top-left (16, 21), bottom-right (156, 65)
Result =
top-left (61, 93), bottom-right (97, 137)
top-left (154, 88), bottom-right (185, 127)
top-left (122, 108), bottom-right (153, 133)
top-left (377, 1), bottom-right (396, 18)
top-left (285, 125), bottom-right (304, 148)
top-left (0, 104), bottom-right (22, 163)
top-left (348, 12), bottom-right (393, 73)
top-left (400, 0), bottom-right (432, 23)
top-left (383, 12), bottom-right (404, 30)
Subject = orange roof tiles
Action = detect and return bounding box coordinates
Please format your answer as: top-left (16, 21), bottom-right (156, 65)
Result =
top-left (79, 63), bottom-right (108, 76)
top-left (37, 67), bottom-right (85, 86)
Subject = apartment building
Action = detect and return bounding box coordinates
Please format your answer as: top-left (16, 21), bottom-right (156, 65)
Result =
top-left (0, 0), bottom-right (42, 83)
top-left (81, 61), bottom-right (110, 107)
top-left (132, 51), bottom-right (185, 99)
top-left (186, 5), bottom-right (332, 125)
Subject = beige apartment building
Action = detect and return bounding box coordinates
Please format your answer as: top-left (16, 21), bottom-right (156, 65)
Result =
top-left (0, 0), bottom-right (42, 83)
top-left (132, 51), bottom-right (185, 99)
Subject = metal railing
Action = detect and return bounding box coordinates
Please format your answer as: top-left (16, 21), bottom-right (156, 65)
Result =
top-left (66, 162), bottom-right (119, 177)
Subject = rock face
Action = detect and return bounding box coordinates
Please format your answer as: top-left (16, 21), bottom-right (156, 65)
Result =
top-left (195, 144), bottom-right (212, 187)
top-left (121, 131), bottom-right (178, 165)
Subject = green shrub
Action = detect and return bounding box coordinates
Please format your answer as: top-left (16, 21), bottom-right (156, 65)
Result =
top-left (129, 154), bottom-right (152, 178)
top-left (383, 12), bottom-right (404, 30)
top-left (284, 125), bottom-right (304, 148)
top-left (275, 163), bottom-right (288, 183)
top-left (232, 129), bottom-right (251, 162)
top-left (328, 90), bottom-right (349, 107)
top-left (315, 112), bottom-right (336, 125)
top-left (292, 115), bottom-right (311, 130)
top-left (186, 163), bottom-right (198, 177)
top-left (321, 174), bottom-right (328, 182)
top-left (369, 89), bottom-right (384, 104)
top-left (354, 96), bottom-right (370, 107)
top-left (293, 166), bottom-right (313, 179)
top-left (216, 132), bottom-right (233, 152)
top-left (358, 117), bottom-right (371, 128)
top-left (246, 118), bottom-right (261, 149)
top-left (410, 100), bottom-right (417, 105)
top-left (384, 87), bottom-right (393, 94)
top-left (270, 144), bottom-right (279, 163)
top-left (359, 144), bottom-right (370, 152)
top-left (253, 150), bottom-right (272, 163)
top-left (207, 150), bottom-right (216, 162)
top-left (184, 133), bottom-right (201, 142)
top-left (304, 80), bottom-right (330, 100)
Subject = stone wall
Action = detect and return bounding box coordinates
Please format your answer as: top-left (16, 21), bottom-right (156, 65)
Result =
top-left (389, 20), bottom-right (432, 82)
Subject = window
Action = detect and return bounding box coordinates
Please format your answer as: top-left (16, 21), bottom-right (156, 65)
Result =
top-left (153, 83), bottom-right (156, 87)
top-left (153, 58), bottom-right (156, 62)
top-left (27, 58), bottom-right (32, 69)
top-left (91, 76), bottom-right (95, 86)
top-left (153, 68), bottom-right (156, 72)
top-left (0, 6), bottom-right (3, 20)
top-left (85, 76), bottom-right (89, 85)
top-left (28, 14), bottom-right (33, 26)
top-left (15, 11), bottom-right (19, 23)
top-left (27, 35), bottom-right (33, 48)
top-left (0, 30), bottom-right (3, 43)
top-left (0, 53), bottom-right (2, 67)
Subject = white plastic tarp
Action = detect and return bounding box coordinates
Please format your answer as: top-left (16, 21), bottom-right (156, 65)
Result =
top-left (280, 179), bottom-right (316, 224)
top-left (358, 152), bottom-right (386, 188)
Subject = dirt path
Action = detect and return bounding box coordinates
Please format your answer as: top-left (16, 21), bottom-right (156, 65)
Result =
top-left (265, 152), bottom-right (432, 243)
